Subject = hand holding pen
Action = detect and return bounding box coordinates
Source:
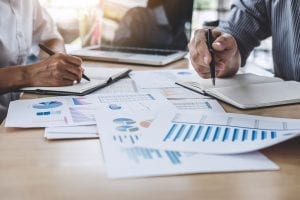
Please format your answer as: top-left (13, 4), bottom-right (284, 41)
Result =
top-left (188, 29), bottom-right (241, 81)
top-left (39, 44), bottom-right (90, 81)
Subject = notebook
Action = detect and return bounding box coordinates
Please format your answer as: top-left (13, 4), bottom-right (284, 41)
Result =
top-left (176, 73), bottom-right (300, 109)
top-left (19, 67), bottom-right (131, 96)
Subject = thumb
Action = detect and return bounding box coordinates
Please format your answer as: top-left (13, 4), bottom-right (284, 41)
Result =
top-left (212, 33), bottom-right (237, 52)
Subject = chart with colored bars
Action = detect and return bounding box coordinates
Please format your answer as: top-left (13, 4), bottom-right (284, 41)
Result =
top-left (123, 147), bottom-right (183, 165)
top-left (139, 113), bottom-right (300, 154)
top-left (164, 123), bottom-right (278, 143)
top-left (98, 94), bottom-right (155, 103)
top-left (112, 118), bottom-right (152, 145)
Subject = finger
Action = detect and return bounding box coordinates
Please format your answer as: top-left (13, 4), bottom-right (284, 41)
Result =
top-left (193, 30), bottom-right (212, 65)
top-left (190, 58), bottom-right (211, 79)
top-left (55, 53), bottom-right (82, 66)
top-left (212, 33), bottom-right (236, 52)
top-left (57, 60), bottom-right (83, 80)
top-left (189, 42), bottom-right (211, 67)
top-left (65, 63), bottom-right (83, 79)
top-left (61, 71), bottom-right (81, 82)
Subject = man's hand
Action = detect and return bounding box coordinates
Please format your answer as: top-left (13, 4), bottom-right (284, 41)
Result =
top-left (188, 29), bottom-right (241, 78)
top-left (26, 53), bottom-right (84, 86)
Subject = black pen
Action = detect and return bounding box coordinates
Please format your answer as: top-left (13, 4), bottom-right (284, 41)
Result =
top-left (205, 29), bottom-right (216, 86)
top-left (38, 44), bottom-right (90, 81)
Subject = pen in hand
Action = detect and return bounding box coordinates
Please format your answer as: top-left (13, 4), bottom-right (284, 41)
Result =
top-left (205, 29), bottom-right (216, 86)
top-left (38, 44), bottom-right (90, 82)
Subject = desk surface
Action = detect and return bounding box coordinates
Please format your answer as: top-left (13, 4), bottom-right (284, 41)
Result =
top-left (1, 59), bottom-right (300, 200)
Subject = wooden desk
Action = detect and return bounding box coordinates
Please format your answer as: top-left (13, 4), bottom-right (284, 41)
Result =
top-left (1, 60), bottom-right (299, 200)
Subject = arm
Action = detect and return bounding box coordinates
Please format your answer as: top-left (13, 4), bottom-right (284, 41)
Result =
top-left (189, 0), bottom-right (271, 78)
top-left (0, 1), bottom-right (83, 94)
top-left (218, 0), bottom-right (271, 66)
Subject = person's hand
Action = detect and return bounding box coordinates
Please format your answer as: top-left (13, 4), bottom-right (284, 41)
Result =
top-left (25, 53), bottom-right (84, 86)
top-left (188, 29), bottom-right (241, 78)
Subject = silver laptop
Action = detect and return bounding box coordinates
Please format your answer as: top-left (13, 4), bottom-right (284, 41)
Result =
top-left (71, 0), bottom-right (194, 66)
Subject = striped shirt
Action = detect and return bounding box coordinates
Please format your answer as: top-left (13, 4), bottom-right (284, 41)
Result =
top-left (218, 0), bottom-right (300, 81)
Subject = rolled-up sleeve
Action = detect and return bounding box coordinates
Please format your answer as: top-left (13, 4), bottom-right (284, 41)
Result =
top-left (218, 0), bottom-right (271, 66)
top-left (31, 0), bottom-right (63, 45)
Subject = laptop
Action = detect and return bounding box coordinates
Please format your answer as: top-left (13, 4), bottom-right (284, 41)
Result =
top-left (71, 0), bottom-right (194, 66)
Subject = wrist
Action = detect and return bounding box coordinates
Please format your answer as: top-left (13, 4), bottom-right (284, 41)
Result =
top-left (21, 64), bottom-right (36, 87)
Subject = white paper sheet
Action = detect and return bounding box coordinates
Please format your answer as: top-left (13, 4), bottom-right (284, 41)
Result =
top-left (129, 69), bottom-right (198, 89)
top-left (138, 112), bottom-right (300, 154)
top-left (45, 125), bottom-right (98, 140)
top-left (95, 111), bottom-right (278, 179)
top-left (5, 92), bottom-right (175, 128)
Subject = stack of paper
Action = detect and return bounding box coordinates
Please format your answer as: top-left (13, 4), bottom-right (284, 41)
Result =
top-left (6, 69), bottom-right (300, 179)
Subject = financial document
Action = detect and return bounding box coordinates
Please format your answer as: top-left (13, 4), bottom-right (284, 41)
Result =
top-left (138, 112), bottom-right (300, 154)
top-left (95, 110), bottom-right (278, 179)
top-left (5, 92), bottom-right (175, 128)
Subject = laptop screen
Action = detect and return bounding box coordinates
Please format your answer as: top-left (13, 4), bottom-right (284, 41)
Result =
top-left (101, 0), bottom-right (194, 51)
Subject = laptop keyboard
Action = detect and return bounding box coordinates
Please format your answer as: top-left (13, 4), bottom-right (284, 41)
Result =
top-left (92, 45), bottom-right (179, 56)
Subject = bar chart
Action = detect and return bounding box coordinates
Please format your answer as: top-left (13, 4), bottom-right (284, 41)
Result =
top-left (163, 123), bottom-right (278, 143)
top-left (139, 112), bottom-right (300, 154)
top-left (123, 147), bottom-right (183, 165)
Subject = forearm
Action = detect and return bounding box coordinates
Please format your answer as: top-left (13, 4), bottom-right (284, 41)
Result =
top-left (218, 1), bottom-right (271, 66)
top-left (0, 66), bottom-right (31, 93)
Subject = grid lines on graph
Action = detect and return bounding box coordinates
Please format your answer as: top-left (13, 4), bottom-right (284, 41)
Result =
top-left (98, 94), bottom-right (155, 103)
top-left (163, 123), bottom-right (278, 143)
top-left (173, 101), bottom-right (212, 110)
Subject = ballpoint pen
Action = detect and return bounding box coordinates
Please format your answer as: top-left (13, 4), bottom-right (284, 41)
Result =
top-left (205, 29), bottom-right (216, 86)
top-left (38, 44), bottom-right (90, 81)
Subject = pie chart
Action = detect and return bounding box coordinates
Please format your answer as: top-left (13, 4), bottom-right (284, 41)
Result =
top-left (113, 118), bottom-right (136, 125)
top-left (33, 101), bottom-right (63, 109)
top-left (116, 125), bottom-right (139, 132)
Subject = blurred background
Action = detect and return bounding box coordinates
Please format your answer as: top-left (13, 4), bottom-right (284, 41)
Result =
top-left (39, 0), bottom-right (273, 76)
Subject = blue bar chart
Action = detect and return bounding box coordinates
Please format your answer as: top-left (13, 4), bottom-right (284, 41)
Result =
top-left (113, 134), bottom-right (140, 145)
top-left (163, 123), bottom-right (278, 143)
top-left (123, 147), bottom-right (182, 165)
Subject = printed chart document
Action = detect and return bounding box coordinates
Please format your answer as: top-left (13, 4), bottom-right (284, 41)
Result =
top-left (138, 111), bottom-right (300, 154)
top-left (176, 73), bottom-right (300, 109)
top-left (19, 67), bottom-right (131, 95)
top-left (95, 110), bottom-right (278, 179)
top-left (5, 92), bottom-right (175, 128)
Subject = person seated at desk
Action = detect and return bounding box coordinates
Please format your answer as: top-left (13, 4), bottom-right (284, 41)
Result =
top-left (0, 0), bottom-right (84, 122)
top-left (189, 0), bottom-right (300, 81)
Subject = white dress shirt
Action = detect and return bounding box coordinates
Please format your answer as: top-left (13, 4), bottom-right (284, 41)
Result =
top-left (0, 0), bottom-right (62, 122)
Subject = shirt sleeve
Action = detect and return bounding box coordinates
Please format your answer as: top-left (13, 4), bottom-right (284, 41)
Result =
top-left (31, 0), bottom-right (63, 45)
top-left (218, 0), bottom-right (271, 66)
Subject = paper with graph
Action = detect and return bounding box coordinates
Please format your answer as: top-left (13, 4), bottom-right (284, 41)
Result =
top-left (138, 112), bottom-right (300, 154)
top-left (5, 92), bottom-right (175, 128)
top-left (95, 110), bottom-right (278, 179)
